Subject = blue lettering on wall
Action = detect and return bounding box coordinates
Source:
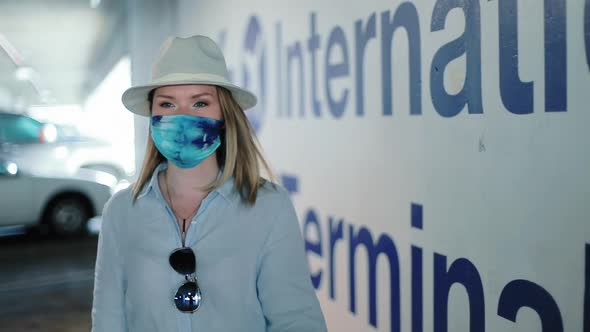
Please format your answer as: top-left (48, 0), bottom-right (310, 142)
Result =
top-left (494, 0), bottom-right (567, 113)
top-left (354, 13), bottom-right (376, 117)
top-left (433, 254), bottom-right (485, 332)
top-left (242, 16), bottom-right (267, 132)
top-left (325, 26), bottom-right (350, 118)
top-left (497, 279), bottom-right (564, 331)
top-left (411, 203), bottom-right (423, 332)
top-left (349, 225), bottom-right (401, 332)
top-left (585, 243), bottom-right (589, 332)
top-left (286, 41), bottom-right (305, 117)
top-left (495, 0), bottom-right (567, 113)
top-left (280, 174), bottom-right (299, 194)
top-left (275, 22), bottom-right (283, 117)
top-left (586, 0), bottom-right (590, 69)
top-left (237, 1), bottom-right (576, 126)
top-left (544, 0), bottom-right (567, 113)
top-left (304, 208), bottom-right (323, 289)
top-left (381, 2), bottom-right (422, 116)
top-left (412, 246), bottom-right (423, 332)
top-left (498, 0), bottom-right (534, 114)
top-left (308, 12), bottom-right (322, 117)
top-left (281, 174), bottom-right (587, 332)
top-left (329, 217), bottom-right (344, 300)
top-left (430, 0), bottom-right (483, 117)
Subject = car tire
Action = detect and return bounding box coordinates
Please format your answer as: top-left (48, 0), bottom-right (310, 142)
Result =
top-left (47, 196), bottom-right (90, 236)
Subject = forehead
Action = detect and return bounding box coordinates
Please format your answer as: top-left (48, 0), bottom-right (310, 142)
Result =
top-left (154, 84), bottom-right (217, 97)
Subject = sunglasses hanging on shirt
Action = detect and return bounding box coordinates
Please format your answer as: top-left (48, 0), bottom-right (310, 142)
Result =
top-left (169, 218), bottom-right (202, 313)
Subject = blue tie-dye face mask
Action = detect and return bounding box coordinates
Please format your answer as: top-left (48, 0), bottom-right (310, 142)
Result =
top-left (150, 114), bottom-right (224, 169)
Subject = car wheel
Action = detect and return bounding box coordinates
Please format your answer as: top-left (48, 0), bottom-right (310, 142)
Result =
top-left (48, 197), bottom-right (90, 236)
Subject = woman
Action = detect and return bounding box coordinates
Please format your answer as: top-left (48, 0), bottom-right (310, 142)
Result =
top-left (91, 35), bottom-right (327, 332)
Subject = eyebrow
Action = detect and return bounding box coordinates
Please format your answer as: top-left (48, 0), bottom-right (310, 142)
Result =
top-left (154, 92), bottom-right (213, 99)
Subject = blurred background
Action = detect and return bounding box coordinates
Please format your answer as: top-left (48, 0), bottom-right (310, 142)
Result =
top-left (0, 1), bottom-right (134, 331)
top-left (1, 0), bottom-right (589, 331)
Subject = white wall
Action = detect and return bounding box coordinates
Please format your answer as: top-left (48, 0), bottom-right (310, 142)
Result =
top-left (127, 0), bottom-right (179, 173)
top-left (174, 0), bottom-right (590, 331)
top-left (83, 57), bottom-right (135, 175)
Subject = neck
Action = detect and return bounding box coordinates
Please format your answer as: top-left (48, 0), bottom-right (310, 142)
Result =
top-left (165, 154), bottom-right (220, 195)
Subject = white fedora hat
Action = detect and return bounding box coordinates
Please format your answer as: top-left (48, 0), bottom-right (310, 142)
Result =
top-left (122, 35), bottom-right (257, 117)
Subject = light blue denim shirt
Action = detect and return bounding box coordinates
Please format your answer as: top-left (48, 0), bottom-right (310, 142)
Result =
top-left (92, 163), bottom-right (327, 332)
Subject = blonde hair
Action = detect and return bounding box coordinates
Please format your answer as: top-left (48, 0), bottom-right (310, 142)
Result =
top-left (132, 86), bottom-right (273, 204)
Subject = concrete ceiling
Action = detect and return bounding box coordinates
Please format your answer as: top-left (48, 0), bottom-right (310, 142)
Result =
top-left (0, 0), bottom-right (127, 109)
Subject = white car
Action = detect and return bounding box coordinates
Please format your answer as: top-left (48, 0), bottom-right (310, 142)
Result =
top-left (0, 111), bottom-right (134, 181)
top-left (0, 159), bottom-right (117, 236)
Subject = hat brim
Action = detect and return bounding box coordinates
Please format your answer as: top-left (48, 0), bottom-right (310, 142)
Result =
top-left (122, 74), bottom-right (257, 117)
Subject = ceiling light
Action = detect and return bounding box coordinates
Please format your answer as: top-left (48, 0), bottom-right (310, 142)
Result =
top-left (14, 66), bottom-right (34, 81)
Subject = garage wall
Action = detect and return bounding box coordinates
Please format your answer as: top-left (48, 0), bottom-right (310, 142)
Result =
top-left (127, 0), bottom-right (179, 172)
top-left (174, 1), bottom-right (589, 331)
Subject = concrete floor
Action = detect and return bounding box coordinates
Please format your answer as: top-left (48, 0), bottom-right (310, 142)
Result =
top-left (0, 233), bottom-right (98, 331)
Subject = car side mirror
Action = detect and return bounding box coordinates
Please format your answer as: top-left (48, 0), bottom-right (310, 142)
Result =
top-left (0, 161), bottom-right (19, 177)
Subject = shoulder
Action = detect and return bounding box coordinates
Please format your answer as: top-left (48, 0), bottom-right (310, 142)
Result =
top-left (254, 180), bottom-right (294, 211)
top-left (105, 186), bottom-right (134, 209)
top-left (250, 181), bottom-right (301, 234)
top-left (101, 186), bottom-right (134, 220)
top-left (229, 180), bottom-right (297, 223)
top-left (96, 187), bottom-right (135, 247)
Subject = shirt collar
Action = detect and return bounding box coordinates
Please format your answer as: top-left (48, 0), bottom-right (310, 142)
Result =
top-left (136, 162), bottom-right (234, 202)
top-left (136, 162), bottom-right (166, 200)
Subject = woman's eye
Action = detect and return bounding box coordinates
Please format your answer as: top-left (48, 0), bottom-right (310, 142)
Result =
top-left (159, 102), bottom-right (174, 108)
top-left (194, 101), bottom-right (208, 108)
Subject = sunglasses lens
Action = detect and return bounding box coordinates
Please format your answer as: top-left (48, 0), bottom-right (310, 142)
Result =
top-left (174, 281), bottom-right (202, 312)
top-left (169, 247), bottom-right (196, 275)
